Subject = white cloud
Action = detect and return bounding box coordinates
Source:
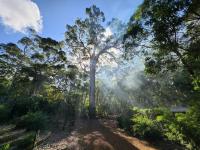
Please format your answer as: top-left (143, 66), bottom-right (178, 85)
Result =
top-left (0, 0), bottom-right (42, 33)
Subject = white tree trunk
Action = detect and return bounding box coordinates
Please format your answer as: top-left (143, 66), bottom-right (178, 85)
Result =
top-left (89, 58), bottom-right (96, 118)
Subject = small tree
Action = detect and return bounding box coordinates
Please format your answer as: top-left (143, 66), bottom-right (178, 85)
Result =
top-left (65, 5), bottom-right (122, 118)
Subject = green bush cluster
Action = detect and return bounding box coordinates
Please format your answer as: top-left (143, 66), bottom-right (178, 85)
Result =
top-left (0, 144), bottom-right (10, 150)
top-left (0, 94), bottom-right (78, 131)
top-left (12, 97), bottom-right (58, 117)
top-left (163, 107), bottom-right (200, 149)
top-left (117, 106), bottom-right (200, 149)
top-left (16, 111), bottom-right (48, 131)
top-left (0, 104), bottom-right (11, 123)
top-left (117, 109), bottom-right (133, 133)
top-left (0, 95), bottom-right (62, 129)
top-left (15, 132), bottom-right (36, 149)
top-left (131, 111), bottom-right (163, 140)
top-left (0, 132), bottom-right (36, 150)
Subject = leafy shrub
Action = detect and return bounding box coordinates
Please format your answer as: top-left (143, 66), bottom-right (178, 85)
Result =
top-left (0, 104), bottom-right (11, 123)
top-left (13, 97), bottom-right (40, 117)
top-left (0, 133), bottom-right (36, 150)
top-left (15, 132), bottom-right (36, 149)
top-left (117, 107), bottom-right (163, 140)
top-left (117, 109), bottom-right (134, 133)
top-left (11, 96), bottom-right (60, 119)
top-left (132, 114), bottom-right (162, 140)
top-left (117, 106), bottom-right (200, 149)
top-left (131, 108), bottom-right (163, 140)
top-left (0, 144), bottom-right (10, 150)
top-left (164, 109), bottom-right (200, 149)
top-left (16, 111), bottom-right (48, 130)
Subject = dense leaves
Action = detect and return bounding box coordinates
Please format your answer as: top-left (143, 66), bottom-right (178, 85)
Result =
top-left (0, 31), bottom-right (85, 130)
top-left (125, 0), bottom-right (200, 90)
top-left (117, 107), bottom-right (200, 149)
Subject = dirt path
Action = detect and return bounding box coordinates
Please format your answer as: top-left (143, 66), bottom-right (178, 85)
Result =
top-left (37, 119), bottom-right (178, 150)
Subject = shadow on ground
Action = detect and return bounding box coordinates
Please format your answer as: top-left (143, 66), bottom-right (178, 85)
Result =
top-left (37, 119), bottom-right (172, 150)
top-left (76, 119), bottom-right (139, 150)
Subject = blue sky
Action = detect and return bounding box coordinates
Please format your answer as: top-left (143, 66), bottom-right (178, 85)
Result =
top-left (0, 0), bottom-right (143, 43)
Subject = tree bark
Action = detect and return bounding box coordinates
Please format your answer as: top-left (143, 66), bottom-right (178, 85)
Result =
top-left (89, 58), bottom-right (97, 118)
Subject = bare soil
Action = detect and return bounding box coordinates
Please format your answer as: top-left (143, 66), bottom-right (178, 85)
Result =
top-left (37, 119), bottom-right (183, 150)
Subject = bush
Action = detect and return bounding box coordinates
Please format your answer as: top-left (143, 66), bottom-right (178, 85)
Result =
top-left (15, 132), bottom-right (36, 149)
top-left (117, 108), bottom-right (163, 140)
top-left (117, 109), bottom-right (133, 133)
top-left (164, 109), bottom-right (200, 149)
top-left (13, 98), bottom-right (40, 117)
top-left (132, 115), bottom-right (161, 140)
top-left (13, 96), bottom-right (55, 117)
top-left (117, 106), bottom-right (200, 149)
top-left (16, 111), bottom-right (48, 130)
top-left (0, 104), bottom-right (11, 123)
top-left (131, 108), bottom-right (163, 140)
top-left (0, 144), bottom-right (10, 150)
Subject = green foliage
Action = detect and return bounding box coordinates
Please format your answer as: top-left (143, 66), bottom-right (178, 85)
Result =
top-left (117, 107), bottom-right (165, 139)
top-left (131, 108), bottom-right (163, 140)
top-left (0, 132), bottom-right (36, 150)
top-left (117, 109), bottom-right (133, 133)
top-left (0, 78), bottom-right (10, 97)
top-left (132, 113), bottom-right (162, 140)
top-left (163, 106), bottom-right (200, 149)
top-left (15, 132), bottom-right (36, 150)
top-left (125, 0), bottom-right (200, 91)
top-left (12, 97), bottom-right (48, 117)
top-left (0, 104), bottom-right (11, 123)
top-left (0, 144), bottom-right (10, 150)
top-left (193, 76), bottom-right (200, 91)
top-left (117, 106), bottom-right (200, 149)
top-left (0, 31), bottom-right (83, 131)
top-left (123, 2), bottom-right (200, 146)
top-left (16, 111), bottom-right (48, 131)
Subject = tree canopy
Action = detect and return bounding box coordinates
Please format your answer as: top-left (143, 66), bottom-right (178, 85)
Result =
top-left (124, 0), bottom-right (200, 90)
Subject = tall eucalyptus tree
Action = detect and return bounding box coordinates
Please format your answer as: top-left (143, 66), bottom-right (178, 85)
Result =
top-left (65, 5), bottom-right (122, 118)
